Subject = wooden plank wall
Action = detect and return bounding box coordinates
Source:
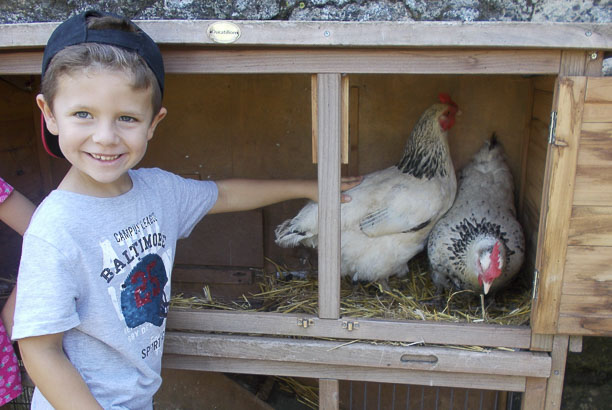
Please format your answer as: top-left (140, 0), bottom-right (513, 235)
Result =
top-left (1, 71), bottom-right (538, 310)
top-left (0, 75), bottom-right (62, 285)
top-left (142, 74), bottom-right (534, 274)
top-left (140, 74), bottom-right (317, 272)
top-left (560, 77), bottom-right (612, 335)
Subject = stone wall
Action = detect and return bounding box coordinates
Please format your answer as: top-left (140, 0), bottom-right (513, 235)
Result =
top-left (1, 0), bottom-right (611, 24)
top-left (0, 2), bottom-right (610, 410)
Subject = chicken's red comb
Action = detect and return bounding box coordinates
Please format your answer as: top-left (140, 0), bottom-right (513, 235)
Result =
top-left (438, 93), bottom-right (457, 108)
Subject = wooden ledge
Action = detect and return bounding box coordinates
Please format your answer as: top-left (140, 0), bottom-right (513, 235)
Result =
top-left (167, 309), bottom-right (532, 349)
top-left (163, 331), bottom-right (551, 391)
top-left (164, 332), bottom-right (550, 377)
top-left (0, 47), bottom-right (563, 75)
top-left (163, 353), bottom-right (529, 391)
top-left (0, 21), bottom-right (610, 50)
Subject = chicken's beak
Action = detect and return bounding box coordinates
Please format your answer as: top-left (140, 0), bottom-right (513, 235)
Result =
top-left (483, 281), bottom-right (492, 295)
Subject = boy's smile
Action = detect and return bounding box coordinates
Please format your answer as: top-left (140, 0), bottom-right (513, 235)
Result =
top-left (37, 69), bottom-right (166, 197)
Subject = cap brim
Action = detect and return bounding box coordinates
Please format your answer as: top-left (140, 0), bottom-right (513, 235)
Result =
top-left (41, 113), bottom-right (64, 158)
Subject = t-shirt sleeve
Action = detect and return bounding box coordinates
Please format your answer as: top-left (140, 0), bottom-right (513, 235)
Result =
top-left (147, 168), bottom-right (218, 239)
top-left (12, 234), bottom-right (80, 340)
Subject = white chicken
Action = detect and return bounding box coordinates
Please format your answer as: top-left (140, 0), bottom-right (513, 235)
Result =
top-left (427, 135), bottom-right (525, 295)
top-left (275, 94), bottom-right (459, 284)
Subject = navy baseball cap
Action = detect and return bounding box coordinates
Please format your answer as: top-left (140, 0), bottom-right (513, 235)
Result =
top-left (40, 10), bottom-right (165, 158)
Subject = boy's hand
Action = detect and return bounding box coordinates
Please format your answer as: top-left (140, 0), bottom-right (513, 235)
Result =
top-left (340, 175), bottom-right (363, 203)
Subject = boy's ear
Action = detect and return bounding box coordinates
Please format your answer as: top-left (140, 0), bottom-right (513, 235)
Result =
top-left (146, 107), bottom-right (167, 141)
top-left (36, 94), bottom-right (59, 135)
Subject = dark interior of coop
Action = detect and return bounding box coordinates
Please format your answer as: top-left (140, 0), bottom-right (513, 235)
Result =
top-left (0, 72), bottom-right (555, 327)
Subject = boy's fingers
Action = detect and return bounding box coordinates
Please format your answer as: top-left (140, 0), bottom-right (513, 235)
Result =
top-left (341, 175), bottom-right (363, 190)
top-left (341, 194), bottom-right (352, 204)
top-left (344, 176), bottom-right (363, 183)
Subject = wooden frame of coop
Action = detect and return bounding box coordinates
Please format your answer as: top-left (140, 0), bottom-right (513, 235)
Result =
top-left (0, 20), bottom-right (611, 410)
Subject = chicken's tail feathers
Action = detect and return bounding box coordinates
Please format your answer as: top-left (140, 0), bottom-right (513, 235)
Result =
top-left (274, 219), bottom-right (316, 248)
top-left (489, 132), bottom-right (499, 149)
top-left (472, 133), bottom-right (506, 165)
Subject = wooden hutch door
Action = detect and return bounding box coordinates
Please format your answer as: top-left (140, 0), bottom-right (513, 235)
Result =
top-left (532, 76), bottom-right (612, 336)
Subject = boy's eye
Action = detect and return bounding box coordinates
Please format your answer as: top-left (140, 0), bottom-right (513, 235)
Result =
top-left (119, 116), bottom-right (137, 122)
top-left (75, 111), bottom-right (92, 119)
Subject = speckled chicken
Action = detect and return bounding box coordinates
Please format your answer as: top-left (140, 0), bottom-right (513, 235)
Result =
top-left (427, 136), bottom-right (525, 295)
top-left (275, 94), bottom-right (459, 283)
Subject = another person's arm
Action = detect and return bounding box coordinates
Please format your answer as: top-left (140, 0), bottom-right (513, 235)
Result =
top-left (0, 184), bottom-right (36, 337)
top-left (19, 333), bottom-right (103, 410)
top-left (0, 188), bottom-right (36, 235)
top-left (1, 289), bottom-right (17, 339)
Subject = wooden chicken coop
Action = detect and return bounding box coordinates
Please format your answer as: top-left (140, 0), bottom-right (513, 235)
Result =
top-left (1, 20), bottom-right (611, 409)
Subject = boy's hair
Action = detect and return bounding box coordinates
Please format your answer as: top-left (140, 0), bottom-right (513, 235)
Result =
top-left (40, 10), bottom-right (165, 159)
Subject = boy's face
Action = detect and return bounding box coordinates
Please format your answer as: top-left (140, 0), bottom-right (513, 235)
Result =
top-left (37, 69), bottom-right (166, 196)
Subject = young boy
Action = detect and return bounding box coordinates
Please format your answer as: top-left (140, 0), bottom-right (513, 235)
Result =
top-left (12, 10), bottom-right (360, 409)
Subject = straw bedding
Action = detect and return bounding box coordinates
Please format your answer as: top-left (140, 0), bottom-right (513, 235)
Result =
top-left (170, 253), bottom-right (531, 326)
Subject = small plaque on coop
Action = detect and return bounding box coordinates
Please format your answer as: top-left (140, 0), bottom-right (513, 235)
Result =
top-left (207, 21), bottom-right (241, 44)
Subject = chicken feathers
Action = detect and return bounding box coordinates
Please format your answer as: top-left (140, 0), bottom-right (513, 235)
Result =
top-left (275, 94), bottom-right (459, 283)
top-left (427, 135), bottom-right (525, 295)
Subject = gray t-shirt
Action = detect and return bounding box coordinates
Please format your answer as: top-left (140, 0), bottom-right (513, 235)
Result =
top-left (13, 168), bottom-right (218, 409)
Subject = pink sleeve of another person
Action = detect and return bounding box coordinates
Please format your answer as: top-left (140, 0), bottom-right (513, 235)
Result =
top-left (0, 176), bottom-right (26, 405)
top-left (0, 178), bottom-right (14, 204)
top-left (0, 322), bottom-right (22, 405)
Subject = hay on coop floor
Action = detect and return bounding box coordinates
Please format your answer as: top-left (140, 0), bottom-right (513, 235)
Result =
top-left (170, 254), bottom-right (531, 327)
top-left (275, 376), bottom-right (318, 410)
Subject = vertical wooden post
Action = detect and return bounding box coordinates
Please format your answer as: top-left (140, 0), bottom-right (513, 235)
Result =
top-left (544, 335), bottom-right (569, 410)
top-left (316, 73), bottom-right (342, 320)
top-left (568, 336), bottom-right (583, 353)
top-left (319, 379), bottom-right (340, 410)
top-left (312, 74), bottom-right (350, 165)
top-left (522, 378), bottom-right (547, 410)
top-left (558, 50), bottom-right (588, 76)
top-left (316, 73), bottom-right (342, 410)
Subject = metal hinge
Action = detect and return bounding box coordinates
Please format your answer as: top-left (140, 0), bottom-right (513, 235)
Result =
top-left (548, 112), bottom-right (568, 147)
top-left (342, 320), bottom-right (359, 331)
top-left (297, 318), bottom-right (314, 328)
top-left (532, 269), bottom-right (540, 301)
top-left (548, 111), bottom-right (557, 145)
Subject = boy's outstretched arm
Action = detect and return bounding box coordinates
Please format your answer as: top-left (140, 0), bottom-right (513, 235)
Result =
top-left (19, 333), bottom-right (103, 410)
top-left (209, 177), bottom-right (362, 214)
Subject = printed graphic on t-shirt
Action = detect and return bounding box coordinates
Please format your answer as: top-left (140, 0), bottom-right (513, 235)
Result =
top-left (98, 212), bottom-right (171, 353)
top-left (121, 253), bottom-right (169, 328)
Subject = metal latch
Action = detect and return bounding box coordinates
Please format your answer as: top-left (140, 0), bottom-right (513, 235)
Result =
top-left (342, 321), bottom-right (359, 331)
top-left (297, 318), bottom-right (314, 328)
top-left (532, 269), bottom-right (540, 301)
top-left (548, 111), bottom-right (557, 145)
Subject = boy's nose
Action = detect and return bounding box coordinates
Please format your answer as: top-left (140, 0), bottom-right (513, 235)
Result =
top-left (91, 121), bottom-right (119, 145)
